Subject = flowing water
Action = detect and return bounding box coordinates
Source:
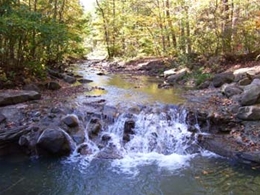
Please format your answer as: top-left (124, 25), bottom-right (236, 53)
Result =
top-left (1, 61), bottom-right (260, 195)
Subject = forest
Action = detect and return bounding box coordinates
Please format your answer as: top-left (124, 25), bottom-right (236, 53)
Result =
top-left (0, 0), bottom-right (88, 86)
top-left (0, 0), bottom-right (260, 87)
top-left (93, 0), bottom-right (260, 59)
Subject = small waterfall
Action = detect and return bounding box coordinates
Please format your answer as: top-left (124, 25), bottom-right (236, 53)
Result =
top-left (107, 105), bottom-right (198, 156)
top-left (68, 105), bottom-right (201, 172)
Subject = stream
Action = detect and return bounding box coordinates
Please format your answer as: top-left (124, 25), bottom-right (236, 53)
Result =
top-left (1, 61), bottom-right (260, 195)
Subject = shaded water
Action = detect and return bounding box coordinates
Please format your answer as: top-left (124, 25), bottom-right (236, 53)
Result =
top-left (1, 61), bottom-right (260, 195)
top-left (1, 156), bottom-right (260, 195)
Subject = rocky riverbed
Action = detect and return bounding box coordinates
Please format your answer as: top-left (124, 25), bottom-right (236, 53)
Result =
top-left (101, 59), bottom-right (260, 166)
top-left (1, 59), bottom-right (260, 167)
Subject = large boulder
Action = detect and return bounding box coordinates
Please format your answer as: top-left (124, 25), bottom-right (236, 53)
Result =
top-left (198, 133), bottom-right (260, 165)
top-left (239, 80), bottom-right (260, 106)
top-left (221, 84), bottom-right (243, 98)
top-left (0, 90), bottom-right (41, 107)
top-left (0, 126), bottom-right (30, 156)
top-left (234, 67), bottom-right (260, 82)
top-left (37, 128), bottom-right (73, 156)
top-left (236, 106), bottom-right (260, 121)
top-left (212, 72), bottom-right (234, 88)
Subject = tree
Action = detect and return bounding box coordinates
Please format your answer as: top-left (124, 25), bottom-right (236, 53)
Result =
top-left (0, 0), bottom-right (87, 85)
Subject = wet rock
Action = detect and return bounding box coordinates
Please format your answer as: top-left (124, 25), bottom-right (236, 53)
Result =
top-left (101, 134), bottom-right (111, 142)
top-left (45, 81), bottom-right (61, 90)
top-left (62, 114), bottom-right (79, 127)
top-left (198, 134), bottom-right (238, 158)
top-left (88, 118), bottom-right (102, 139)
top-left (240, 81), bottom-right (260, 106)
top-left (95, 143), bottom-right (123, 159)
top-left (221, 84), bottom-right (243, 98)
top-left (48, 69), bottom-right (64, 79)
top-left (77, 142), bottom-right (98, 155)
top-left (0, 113), bottom-right (6, 123)
top-left (128, 106), bottom-right (141, 114)
top-left (97, 71), bottom-right (105, 76)
top-left (63, 74), bottom-right (76, 84)
top-left (0, 126), bottom-right (30, 156)
top-left (78, 79), bottom-right (93, 83)
top-left (37, 128), bottom-right (72, 156)
top-left (124, 119), bottom-right (135, 134)
top-left (0, 90), bottom-right (41, 107)
top-left (18, 127), bottom-right (41, 156)
top-left (237, 106), bottom-right (260, 121)
top-left (212, 72), bottom-right (234, 88)
top-left (102, 105), bottom-right (117, 122)
top-left (123, 119), bottom-right (135, 142)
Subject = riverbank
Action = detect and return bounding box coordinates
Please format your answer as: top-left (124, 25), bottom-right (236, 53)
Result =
top-left (1, 58), bottom-right (260, 167)
top-left (99, 58), bottom-right (260, 166)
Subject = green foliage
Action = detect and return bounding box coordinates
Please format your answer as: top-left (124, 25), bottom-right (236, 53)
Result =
top-left (194, 72), bottom-right (212, 86)
top-left (93, 0), bottom-right (260, 62)
top-left (0, 0), bottom-right (87, 84)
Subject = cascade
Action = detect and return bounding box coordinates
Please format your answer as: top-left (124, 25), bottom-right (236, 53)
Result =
top-left (69, 104), bottom-right (201, 171)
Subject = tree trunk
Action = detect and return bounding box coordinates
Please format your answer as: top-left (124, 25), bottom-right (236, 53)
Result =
top-left (222, 0), bottom-right (232, 53)
top-left (96, 0), bottom-right (111, 58)
top-left (165, 0), bottom-right (177, 49)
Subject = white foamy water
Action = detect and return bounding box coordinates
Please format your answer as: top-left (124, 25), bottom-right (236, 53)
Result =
top-left (66, 105), bottom-right (205, 175)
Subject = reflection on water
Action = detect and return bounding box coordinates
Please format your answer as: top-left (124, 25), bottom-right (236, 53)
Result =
top-left (0, 156), bottom-right (260, 195)
top-left (77, 72), bottom-right (185, 106)
top-left (107, 75), bottom-right (184, 104)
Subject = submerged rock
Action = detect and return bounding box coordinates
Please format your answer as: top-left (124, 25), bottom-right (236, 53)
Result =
top-left (95, 143), bottom-right (123, 159)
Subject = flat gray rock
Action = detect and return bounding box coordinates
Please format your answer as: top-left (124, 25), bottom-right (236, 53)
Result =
top-left (0, 90), bottom-right (41, 107)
